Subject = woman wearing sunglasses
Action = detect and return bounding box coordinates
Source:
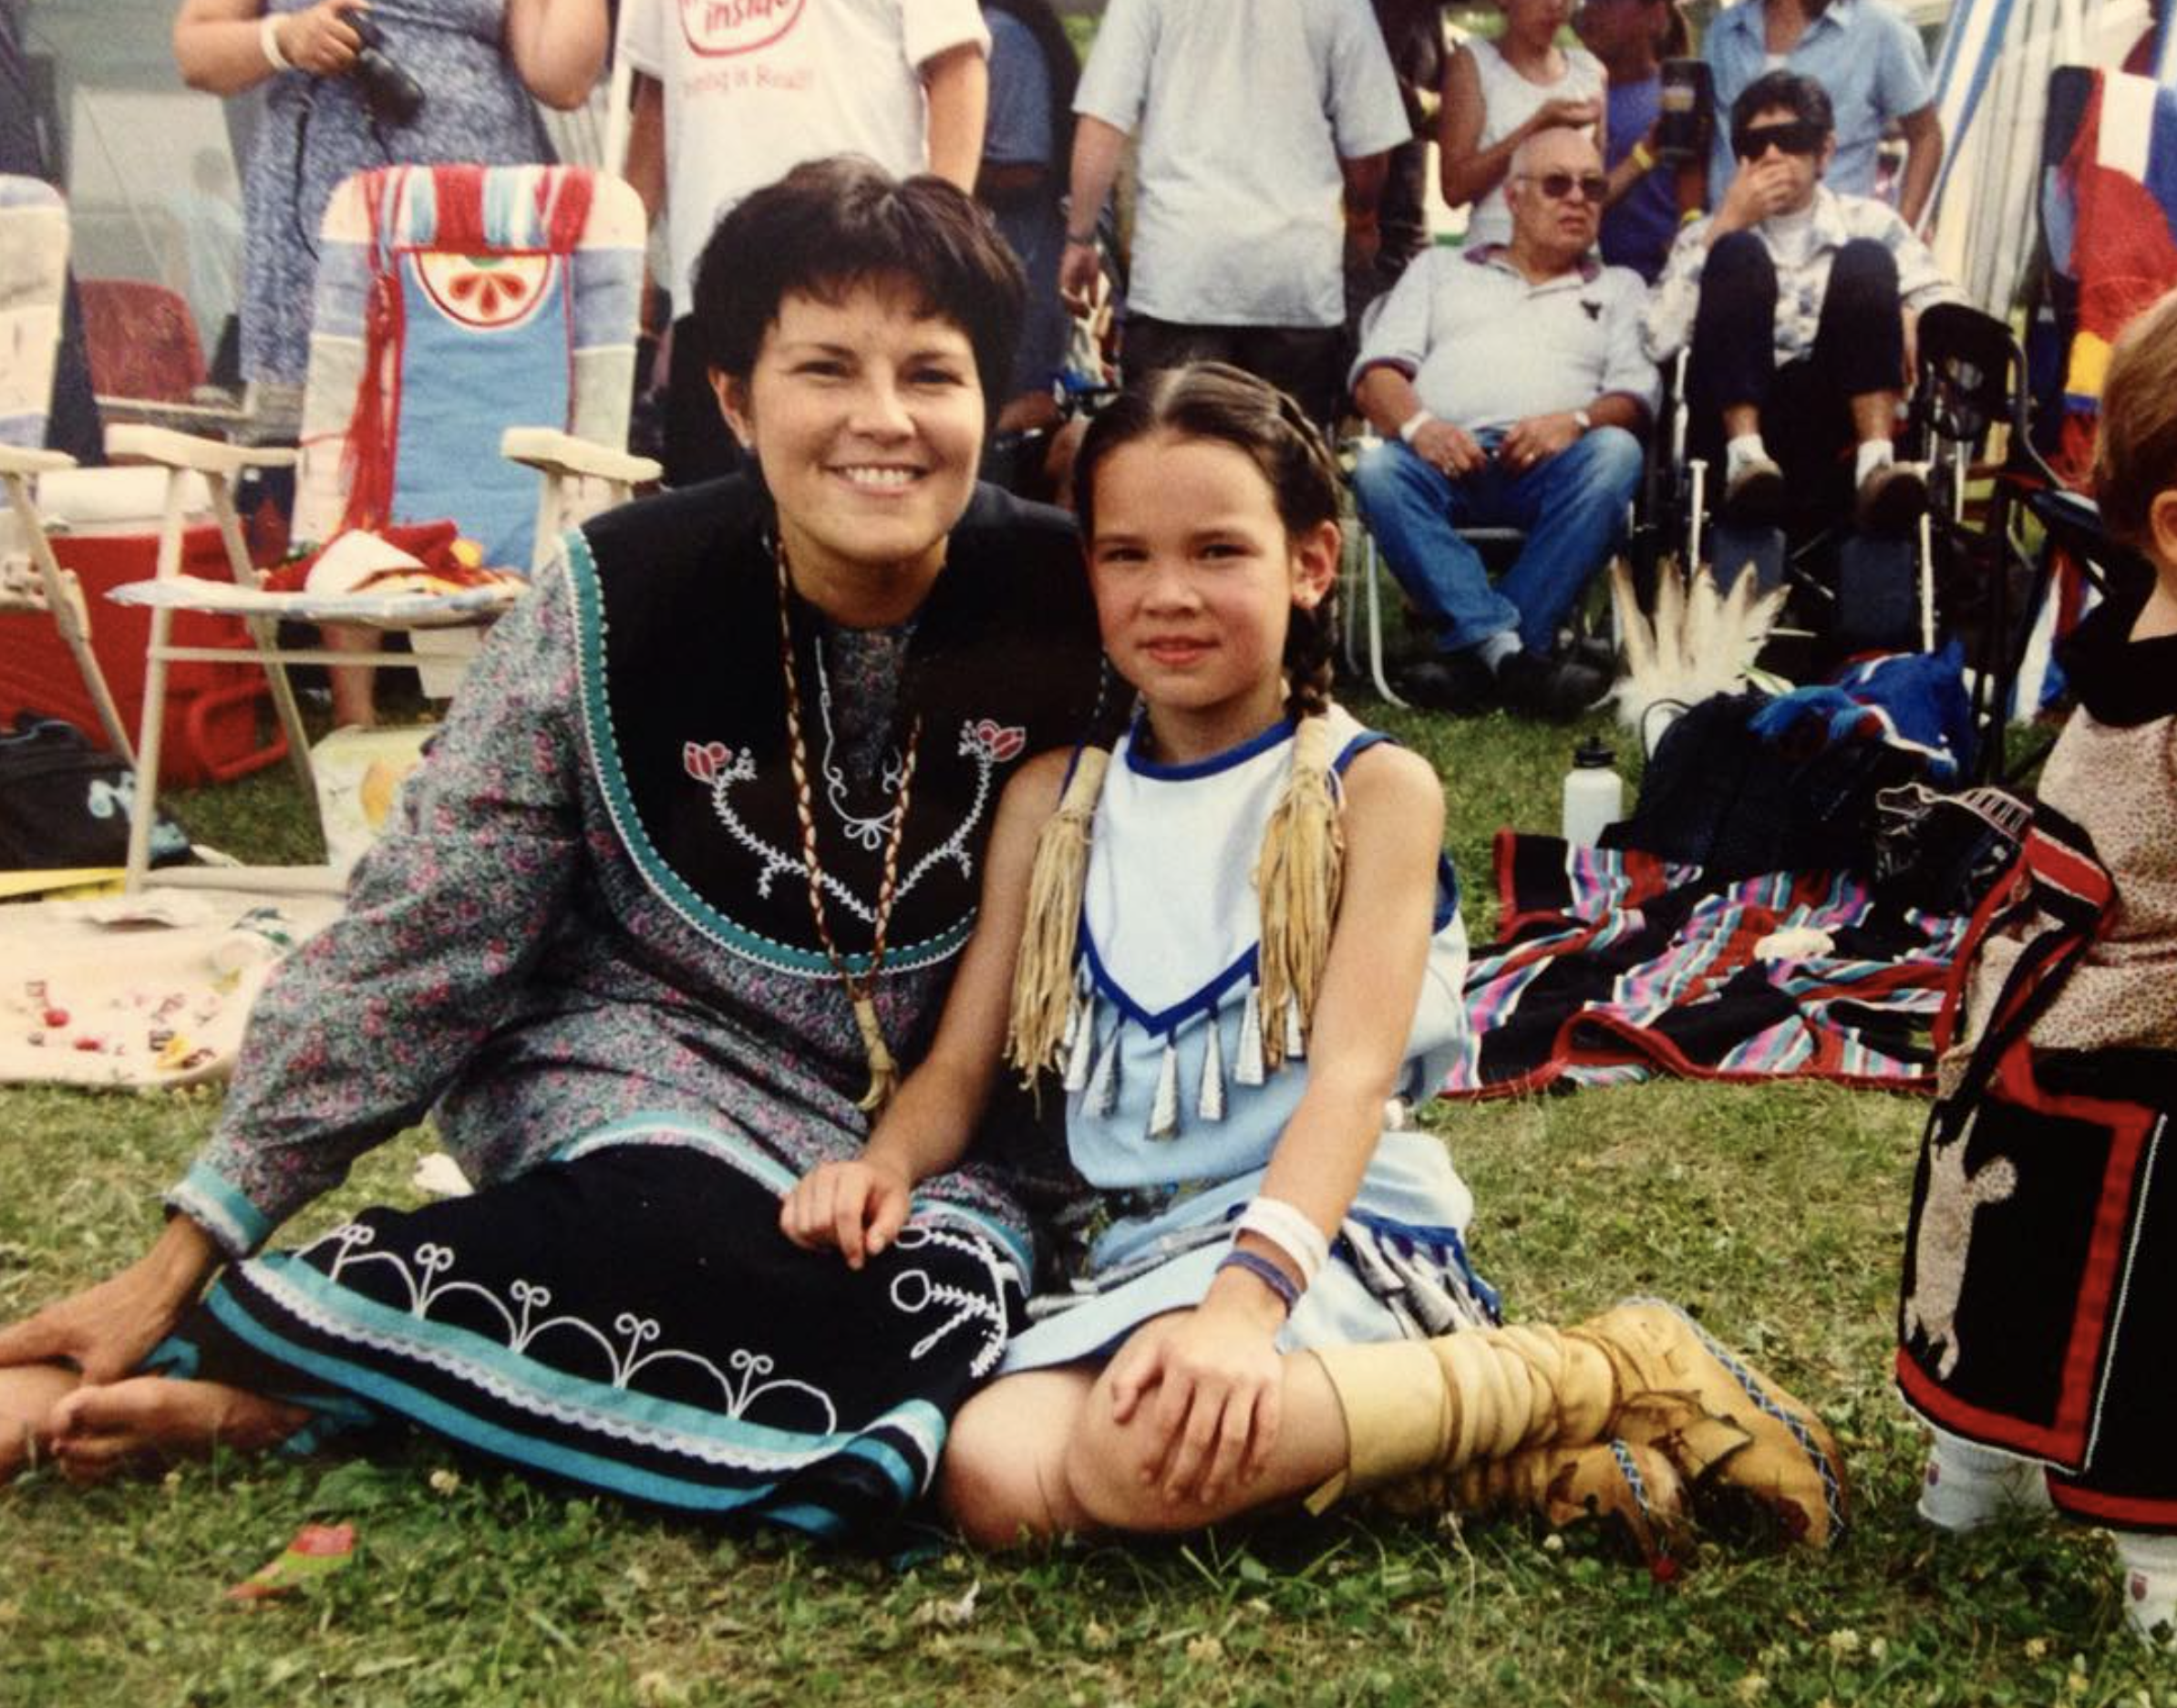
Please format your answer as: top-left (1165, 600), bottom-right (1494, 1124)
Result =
top-left (1639, 68), bottom-right (1962, 538)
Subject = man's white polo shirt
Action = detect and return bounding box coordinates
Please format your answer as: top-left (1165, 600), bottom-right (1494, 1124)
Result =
top-left (1350, 245), bottom-right (1658, 435)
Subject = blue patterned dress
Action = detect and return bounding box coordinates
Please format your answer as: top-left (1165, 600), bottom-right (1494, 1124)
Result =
top-left (159, 478), bottom-right (1109, 1534)
top-left (241, 0), bottom-right (554, 385)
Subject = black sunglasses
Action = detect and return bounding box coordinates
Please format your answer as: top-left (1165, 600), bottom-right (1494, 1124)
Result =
top-left (1732, 119), bottom-right (1825, 159)
top-left (1518, 170), bottom-right (1610, 203)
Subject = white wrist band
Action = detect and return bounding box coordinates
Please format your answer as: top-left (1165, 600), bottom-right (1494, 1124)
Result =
top-left (261, 12), bottom-right (294, 71)
top-left (1572, 407), bottom-right (1594, 432)
top-left (1236, 1197), bottom-right (1329, 1286)
top-left (1397, 408), bottom-right (1435, 447)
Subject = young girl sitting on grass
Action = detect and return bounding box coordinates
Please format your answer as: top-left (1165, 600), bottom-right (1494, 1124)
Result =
top-left (1897, 290), bottom-right (2177, 1648)
top-left (784, 361), bottom-right (1847, 1554)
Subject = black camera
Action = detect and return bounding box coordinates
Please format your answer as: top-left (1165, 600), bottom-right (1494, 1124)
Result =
top-left (1656, 57), bottom-right (1715, 164)
top-left (343, 10), bottom-right (426, 127)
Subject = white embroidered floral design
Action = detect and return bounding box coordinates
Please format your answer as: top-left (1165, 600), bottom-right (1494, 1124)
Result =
top-left (887, 1221), bottom-right (1012, 1379)
top-left (1904, 1114), bottom-right (2018, 1379)
top-left (311, 1222), bottom-right (839, 1430)
top-left (682, 718), bottom-right (1021, 924)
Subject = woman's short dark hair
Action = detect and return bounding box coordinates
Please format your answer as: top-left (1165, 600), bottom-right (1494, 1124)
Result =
top-left (690, 156), bottom-right (1026, 409)
top-left (1730, 68), bottom-right (1835, 139)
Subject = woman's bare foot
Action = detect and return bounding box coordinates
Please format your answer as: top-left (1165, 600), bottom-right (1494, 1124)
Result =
top-left (0, 1363), bottom-right (81, 1481)
top-left (46, 1375), bottom-right (307, 1483)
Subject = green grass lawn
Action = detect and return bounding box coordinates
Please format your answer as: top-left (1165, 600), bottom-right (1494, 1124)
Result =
top-left (3, 694), bottom-right (2171, 1708)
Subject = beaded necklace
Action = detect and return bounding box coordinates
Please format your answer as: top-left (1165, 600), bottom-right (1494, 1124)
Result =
top-left (774, 538), bottom-right (922, 1114)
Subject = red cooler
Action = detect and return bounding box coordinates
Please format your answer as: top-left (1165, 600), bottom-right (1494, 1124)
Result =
top-left (0, 492), bottom-right (284, 785)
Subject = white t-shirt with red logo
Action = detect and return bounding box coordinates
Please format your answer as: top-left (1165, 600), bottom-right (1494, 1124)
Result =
top-left (625, 0), bottom-right (991, 315)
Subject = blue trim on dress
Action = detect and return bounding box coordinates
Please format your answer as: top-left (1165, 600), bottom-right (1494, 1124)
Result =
top-left (1332, 728), bottom-right (1389, 771)
top-left (201, 1282), bottom-right (937, 1521)
top-left (561, 529), bottom-right (973, 980)
top-left (239, 1252), bottom-right (882, 1462)
top-left (167, 1163), bottom-right (273, 1257)
top-left (1074, 715), bottom-right (1412, 1032)
top-left (1079, 927), bottom-right (1256, 1039)
top-left (1122, 711), bottom-right (1295, 780)
top-left (1435, 853), bottom-right (1462, 932)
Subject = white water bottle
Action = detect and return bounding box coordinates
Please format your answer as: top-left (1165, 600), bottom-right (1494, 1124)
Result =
top-left (1561, 739), bottom-right (1623, 845)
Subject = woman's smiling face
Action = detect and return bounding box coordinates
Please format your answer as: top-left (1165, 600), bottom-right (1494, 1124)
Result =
top-left (713, 277), bottom-right (985, 621)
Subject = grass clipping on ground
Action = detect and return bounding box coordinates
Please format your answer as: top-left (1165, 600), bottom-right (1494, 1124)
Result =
top-left (2, 702), bottom-right (2166, 1708)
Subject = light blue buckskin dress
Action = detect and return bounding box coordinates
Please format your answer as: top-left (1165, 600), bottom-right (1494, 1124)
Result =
top-left (1002, 705), bottom-right (1499, 1375)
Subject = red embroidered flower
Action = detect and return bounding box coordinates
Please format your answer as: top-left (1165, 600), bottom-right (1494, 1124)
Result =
top-left (683, 740), bottom-right (732, 783)
top-left (966, 719), bottom-right (1027, 764)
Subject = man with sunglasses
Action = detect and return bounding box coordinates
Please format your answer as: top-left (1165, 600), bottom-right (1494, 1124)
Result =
top-left (1701, 0), bottom-right (1942, 226)
top-left (1643, 69), bottom-right (1959, 535)
top-left (1351, 125), bottom-right (1654, 717)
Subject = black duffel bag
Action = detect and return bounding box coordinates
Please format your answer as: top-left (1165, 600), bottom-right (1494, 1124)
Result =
top-left (0, 715), bottom-right (191, 870)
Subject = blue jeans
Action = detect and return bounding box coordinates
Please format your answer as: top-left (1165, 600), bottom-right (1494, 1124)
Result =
top-left (1352, 427), bottom-right (1643, 655)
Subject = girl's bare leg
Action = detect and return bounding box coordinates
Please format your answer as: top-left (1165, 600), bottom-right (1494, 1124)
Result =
top-left (1062, 1347), bottom-right (1351, 1535)
top-left (940, 1368), bottom-right (1100, 1547)
top-left (940, 1349), bottom-right (1352, 1546)
top-left (0, 1363), bottom-right (81, 1480)
top-left (43, 1375), bottom-right (307, 1483)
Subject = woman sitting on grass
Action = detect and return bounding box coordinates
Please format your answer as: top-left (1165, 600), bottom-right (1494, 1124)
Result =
top-left (0, 158), bottom-right (1107, 1534)
top-left (785, 362), bottom-right (1848, 1554)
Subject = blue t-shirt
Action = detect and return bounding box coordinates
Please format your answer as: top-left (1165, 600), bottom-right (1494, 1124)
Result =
top-left (1704, 0), bottom-right (1934, 204)
top-left (1600, 72), bottom-right (1677, 283)
top-left (982, 8), bottom-right (1069, 399)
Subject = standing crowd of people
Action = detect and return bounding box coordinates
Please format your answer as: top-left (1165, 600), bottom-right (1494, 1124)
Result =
top-left (4, 0), bottom-right (2173, 1656)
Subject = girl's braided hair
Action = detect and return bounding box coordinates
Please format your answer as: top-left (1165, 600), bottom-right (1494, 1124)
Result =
top-left (1075, 362), bottom-right (1342, 723)
top-left (1007, 363), bottom-right (1348, 1082)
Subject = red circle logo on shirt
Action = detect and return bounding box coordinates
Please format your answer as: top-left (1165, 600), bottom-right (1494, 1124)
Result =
top-left (676, 0), bottom-right (806, 57)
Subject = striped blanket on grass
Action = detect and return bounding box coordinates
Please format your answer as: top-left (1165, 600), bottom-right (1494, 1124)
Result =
top-left (1439, 831), bottom-right (1971, 1098)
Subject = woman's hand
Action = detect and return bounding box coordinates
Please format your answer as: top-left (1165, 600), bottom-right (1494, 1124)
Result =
top-left (1108, 1290), bottom-right (1286, 1509)
top-left (779, 1158), bottom-right (913, 1269)
top-left (0, 1219), bottom-right (219, 1384)
top-left (1526, 94), bottom-right (1604, 138)
top-left (273, 0), bottom-right (366, 77)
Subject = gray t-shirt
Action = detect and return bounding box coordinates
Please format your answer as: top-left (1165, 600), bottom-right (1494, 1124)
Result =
top-left (1076, 0), bottom-right (1408, 328)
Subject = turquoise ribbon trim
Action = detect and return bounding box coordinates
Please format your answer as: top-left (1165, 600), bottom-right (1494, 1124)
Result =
top-left (167, 1163), bottom-right (273, 1256)
top-left (234, 1250), bottom-right (892, 1464)
top-left (203, 1283), bottom-right (938, 1519)
top-left (561, 530), bottom-right (974, 978)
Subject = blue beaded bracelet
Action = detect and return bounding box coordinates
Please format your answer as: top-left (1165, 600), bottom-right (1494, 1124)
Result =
top-left (1217, 1248), bottom-right (1301, 1314)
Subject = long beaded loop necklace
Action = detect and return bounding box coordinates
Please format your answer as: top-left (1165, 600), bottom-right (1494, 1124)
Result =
top-left (774, 537), bottom-right (923, 1115)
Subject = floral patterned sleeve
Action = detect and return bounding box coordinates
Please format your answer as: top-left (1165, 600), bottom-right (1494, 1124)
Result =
top-left (168, 553), bottom-right (590, 1255)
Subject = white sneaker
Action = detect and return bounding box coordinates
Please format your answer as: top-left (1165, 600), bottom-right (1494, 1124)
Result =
top-left (2117, 1533), bottom-right (2177, 1650)
top-left (1917, 1435), bottom-right (2052, 1533)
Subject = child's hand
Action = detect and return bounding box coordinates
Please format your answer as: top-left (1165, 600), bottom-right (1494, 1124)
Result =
top-left (1107, 1298), bottom-right (1285, 1508)
top-left (779, 1159), bottom-right (912, 1270)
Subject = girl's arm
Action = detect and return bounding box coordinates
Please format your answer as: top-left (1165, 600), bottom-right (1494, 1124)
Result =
top-left (1241, 744), bottom-right (1448, 1254)
top-left (503, 0), bottom-right (608, 110)
top-left (1107, 744), bottom-right (1449, 1506)
top-left (780, 750), bottom-right (1068, 1267)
